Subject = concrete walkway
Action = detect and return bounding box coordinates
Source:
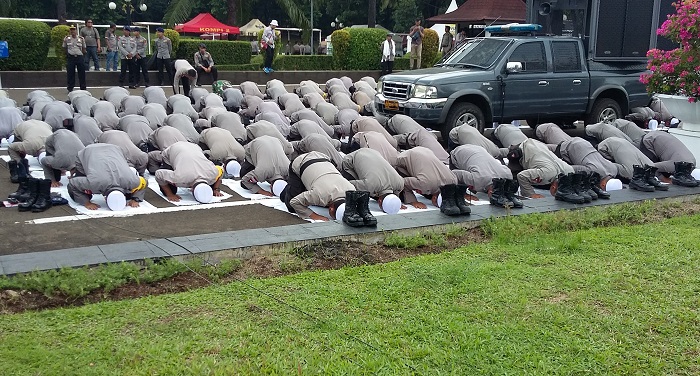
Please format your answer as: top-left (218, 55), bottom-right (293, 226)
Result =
top-left (1, 185), bottom-right (697, 275)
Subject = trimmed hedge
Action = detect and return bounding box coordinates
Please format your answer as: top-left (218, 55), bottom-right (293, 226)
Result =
top-left (217, 63), bottom-right (262, 71)
top-left (347, 28), bottom-right (386, 70)
top-left (176, 40), bottom-right (251, 65)
top-left (421, 28), bottom-right (439, 68)
top-left (0, 20), bottom-right (51, 71)
top-left (331, 29), bottom-right (350, 70)
top-left (51, 25), bottom-right (71, 67)
top-left (394, 56), bottom-right (410, 70)
top-left (273, 55), bottom-right (333, 70)
top-left (43, 56), bottom-right (63, 70)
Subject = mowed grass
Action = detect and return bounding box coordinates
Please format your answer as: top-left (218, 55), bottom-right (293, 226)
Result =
top-left (1, 212), bottom-right (700, 374)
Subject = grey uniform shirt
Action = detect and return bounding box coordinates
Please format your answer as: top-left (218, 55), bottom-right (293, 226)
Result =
top-left (314, 102), bottom-right (339, 126)
top-left (11, 120), bottom-right (53, 155)
top-left (68, 143), bottom-right (145, 205)
top-left (143, 86), bottom-right (168, 108)
top-left (516, 139), bottom-right (574, 197)
top-left (222, 88), bottom-right (244, 111)
top-left (73, 114), bottom-right (102, 146)
top-left (72, 95), bottom-right (99, 116)
top-left (291, 120), bottom-right (340, 146)
top-left (255, 112), bottom-right (291, 137)
top-left (105, 29), bottom-right (117, 52)
top-left (41, 101), bottom-right (73, 131)
top-left (279, 93), bottom-right (305, 116)
top-left (597, 137), bottom-right (653, 179)
top-left (163, 114), bottom-right (199, 143)
top-left (290, 151), bottom-right (356, 219)
top-left (80, 26), bottom-right (99, 47)
top-left (118, 115), bottom-right (151, 146)
top-left (352, 91), bottom-right (373, 108)
top-left (63, 35), bottom-right (85, 56)
top-left (449, 124), bottom-right (507, 159)
top-left (303, 93), bottom-right (325, 109)
top-left (240, 95), bottom-right (263, 118)
top-left (352, 116), bottom-right (398, 150)
top-left (119, 95), bottom-right (146, 117)
top-left (612, 119), bottom-right (646, 148)
top-left (246, 120), bottom-right (294, 155)
top-left (241, 135), bottom-right (290, 193)
top-left (330, 93), bottom-right (360, 112)
top-left (585, 122), bottom-right (634, 144)
top-left (194, 51), bottom-right (215, 68)
top-left (387, 114), bottom-right (423, 135)
top-left (104, 87), bottom-right (130, 109)
top-left (290, 109), bottom-right (334, 137)
top-left (239, 81), bottom-right (264, 99)
top-left (212, 112), bottom-right (246, 142)
top-left (167, 94), bottom-right (199, 122)
top-left (395, 146), bottom-right (458, 203)
top-left (155, 36), bottom-right (172, 59)
top-left (353, 131), bottom-right (400, 167)
top-left (493, 123), bottom-right (529, 148)
top-left (450, 144), bottom-right (512, 192)
top-left (91, 101), bottom-right (120, 131)
top-left (394, 128), bottom-right (449, 164)
top-left (97, 130), bottom-right (148, 172)
top-left (334, 108), bottom-right (360, 137)
top-left (642, 131), bottom-right (696, 173)
top-left (133, 36), bottom-right (147, 58)
top-left (266, 86), bottom-right (287, 101)
top-left (559, 137), bottom-right (621, 178)
top-left (139, 103), bottom-right (167, 129)
top-left (0, 107), bottom-right (24, 139)
top-left (342, 148), bottom-right (404, 198)
top-left (42, 129), bottom-right (85, 178)
top-left (535, 123), bottom-right (572, 145)
top-left (293, 134), bottom-right (343, 169)
top-left (149, 125), bottom-right (187, 150)
top-left (118, 35), bottom-right (136, 60)
top-left (199, 127), bottom-right (245, 163)
top-left (155, 141), bottom-right (220, 188)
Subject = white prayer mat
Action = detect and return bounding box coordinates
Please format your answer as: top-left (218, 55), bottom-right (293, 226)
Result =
top-left (1, 154), bottom-right (43, 171)
top-left (220, 179), bottom-right (274, 200)
top-left (146, 175), bottom-right (232, 206)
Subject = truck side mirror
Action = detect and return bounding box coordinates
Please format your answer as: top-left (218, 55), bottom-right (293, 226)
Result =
top-left (506, 61), bottom-right (522, 73)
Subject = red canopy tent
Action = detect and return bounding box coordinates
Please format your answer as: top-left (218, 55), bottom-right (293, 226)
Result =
top-left (174, 13), bottom-right (240, 34)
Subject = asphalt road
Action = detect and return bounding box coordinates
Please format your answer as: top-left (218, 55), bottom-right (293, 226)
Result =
top-left (0, 85), bottom-right (587, 256)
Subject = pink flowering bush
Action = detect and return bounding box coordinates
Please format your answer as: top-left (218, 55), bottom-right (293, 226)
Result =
top-left (641, 0), bottom-right (700, 102)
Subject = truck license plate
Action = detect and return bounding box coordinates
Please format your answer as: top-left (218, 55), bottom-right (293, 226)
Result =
top-left (384, 100), bottom-right (399, 111)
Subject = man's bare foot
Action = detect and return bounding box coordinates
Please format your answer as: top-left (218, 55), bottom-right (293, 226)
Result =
top-left (127, 200), bottom-right (140, 208)
top-left (530, 194), bottom-right (545, 199)
top-left (85, 202), bottom-right (100, 210)
top-left (309, 213), bottom-right (329, 221)
top-left (213, 190), bottom-right (224, 197)
top-left (50, 181), bottom-right (63, 188)
top-left (411, 202), bottom-right (427, 209)
top-left (259, 190), bottom-right (274, 197)
top-left (465, 194), bottom-right (479, 201)
top-left (166, 194), bottom-right (181, 202)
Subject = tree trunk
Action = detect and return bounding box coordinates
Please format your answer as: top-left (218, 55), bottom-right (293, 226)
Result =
top-left (226, 0), bottom-right (237, 25)
top-left (368, 0), bottom-right (376, 28)
top-left (56, 0), bottom-right (67, 24)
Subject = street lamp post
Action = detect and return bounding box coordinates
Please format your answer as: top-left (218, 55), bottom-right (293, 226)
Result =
top-left (330, 17), bottom-right (343, 30)
top-left (108, 0), bottom-right (147, 26)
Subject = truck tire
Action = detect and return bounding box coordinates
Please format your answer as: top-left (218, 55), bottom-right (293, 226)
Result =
top-left (443, 102), bottom-right (486, 141)
top-left (586, 98), bottom-right (622, 124)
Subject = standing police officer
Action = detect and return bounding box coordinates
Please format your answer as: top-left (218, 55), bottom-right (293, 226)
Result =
top-left (63, 25), bottom-right (87, 92)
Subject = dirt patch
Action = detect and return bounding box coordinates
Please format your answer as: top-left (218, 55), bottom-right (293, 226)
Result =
top-left (0, 227), bottom-right (486, 314)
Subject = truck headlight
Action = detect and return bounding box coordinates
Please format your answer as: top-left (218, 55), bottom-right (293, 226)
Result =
top-left (376, 79), bottom-right (383, 93)
top-left (411, 85), bottom-right (438, 99)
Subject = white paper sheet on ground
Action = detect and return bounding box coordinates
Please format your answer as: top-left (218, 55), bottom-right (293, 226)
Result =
top-left (259, 190), bottom-right (441, 223)
top-left (147, 175), bottom-right (232, 206)
top-left (221, 179), bottom-right (273, 200)
top-left (0, 138), bottom-right (8, 150)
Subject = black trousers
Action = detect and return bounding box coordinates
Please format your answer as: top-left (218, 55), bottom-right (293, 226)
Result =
top-left (381, 60), bottom-right (394, 76)
top-left (264, 47), bottom-right (275, 69)
top-left (133, 57), bottom-right (149, 85)
top-left (66, 55), bottom-right (86, 91)
top-left (119, 58), bottom-right (135, 85)
top-left (156, 58), bottom-right (173, 85)
top-left (180, 77), bottom-right (192, 97)
top-left (195, 66), bottom-right (218, 83)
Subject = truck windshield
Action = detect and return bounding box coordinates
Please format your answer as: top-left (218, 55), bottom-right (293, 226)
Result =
top-left (439, 38), bottom-right (510, 69)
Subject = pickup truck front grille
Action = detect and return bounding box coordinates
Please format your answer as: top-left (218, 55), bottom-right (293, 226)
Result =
top-left (382, 82), bottom-right (411, 100)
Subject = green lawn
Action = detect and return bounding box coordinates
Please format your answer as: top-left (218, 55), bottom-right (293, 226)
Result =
top-left (1, 211), bottom-right (699, 374)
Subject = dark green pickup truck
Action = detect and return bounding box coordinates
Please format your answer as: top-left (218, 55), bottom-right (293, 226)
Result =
top-left (374, 35), bottom-right (649, 139)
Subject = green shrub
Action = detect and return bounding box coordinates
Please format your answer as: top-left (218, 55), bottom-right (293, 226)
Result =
top-left (421, 28), bottom-right (439, 68)
top-left (176, 40), bottom-right (251, 65)
top-left (346, 28), bottom-right (386, 70)
top-left (164, 29), bottom-right (180, 53)
top-left (51, 25), bottom-right (70, 67)
top-left (257, 28), bottom-right (283, 56)
top-left (43, 56), bottom-right (63, 70)
top-left (331, 29), bottom-right (350, 69)
top-left (0, 20), bottom-right (51, 71)
top-left (273, 55), bottom-right (333, 70)
top-left (394, 56), bottom-right (410, 70)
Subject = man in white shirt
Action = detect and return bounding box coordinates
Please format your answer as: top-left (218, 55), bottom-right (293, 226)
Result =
top-left (380, 33), bottom-right (395, 76)
top-left (172, 59), bottom-right (198, 96)
top-left (262, 20), bottom-right (278, 74)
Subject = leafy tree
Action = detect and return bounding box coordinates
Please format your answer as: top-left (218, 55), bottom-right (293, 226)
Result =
top-left (392, 0), bottom-right (420, 33)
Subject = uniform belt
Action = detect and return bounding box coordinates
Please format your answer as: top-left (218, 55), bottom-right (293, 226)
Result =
top-left (299, 158), bottom-right (331, 177)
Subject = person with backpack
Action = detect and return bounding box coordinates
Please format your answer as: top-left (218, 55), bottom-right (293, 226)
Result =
top-left (80, 19), bottom-right (101, 71)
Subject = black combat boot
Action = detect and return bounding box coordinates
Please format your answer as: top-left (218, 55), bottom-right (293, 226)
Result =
top-left (9, 176), bottom-right (33, 203)
top-left (439, 184), bottom-right (461, 216)
top-left (356, 190), bottom-right (377, 226)
top-left (630, 165), bottom-right (655, 192)
top-left (589, 172), bottom-right (611, 199)
top-left (20, 158), bottom-right (30, 176)
top-left (555, 173), bottom-right (586, 204)
top-left (504, 179), bottom-right (524, 208)
top-left (644, 165), bottom-right (669, 191)
top-left (8, 160), bottom-right (19, 183)
top-left (572, 172), bottom-right (592, 203)
top-left (579, 171), bottom-right (598, 200)
top-left (18, 178), bottom-right (40, 212)
top-left (342, 191), bottom-right (364, 227)
top-left (671, 161), bottom-right (700, 187)
top-left (30, 179), bottom-right (53, 213)
top-left (489, 178), bottom-right (511, 208)
top-left (454, 184), bottom-right (471, 215)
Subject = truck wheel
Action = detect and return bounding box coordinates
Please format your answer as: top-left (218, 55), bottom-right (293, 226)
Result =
top-left (443, 102), bottom-right (486, 141)
top-left (587, 98), bottom-right (622, 124)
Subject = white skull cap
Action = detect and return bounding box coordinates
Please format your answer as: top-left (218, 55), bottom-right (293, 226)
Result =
top-left (106, 190), bottom-right (127, 211)
top-left (272, 179), bottom-right (288, 197)
top-left (193, 182), bottom-right (214, 203)
top-left (382, 194), bottom-right (401, 214)
top-left (225, 160), bottom-right (241, 177)
top-left (334, 203), bottom-right (345, 221)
